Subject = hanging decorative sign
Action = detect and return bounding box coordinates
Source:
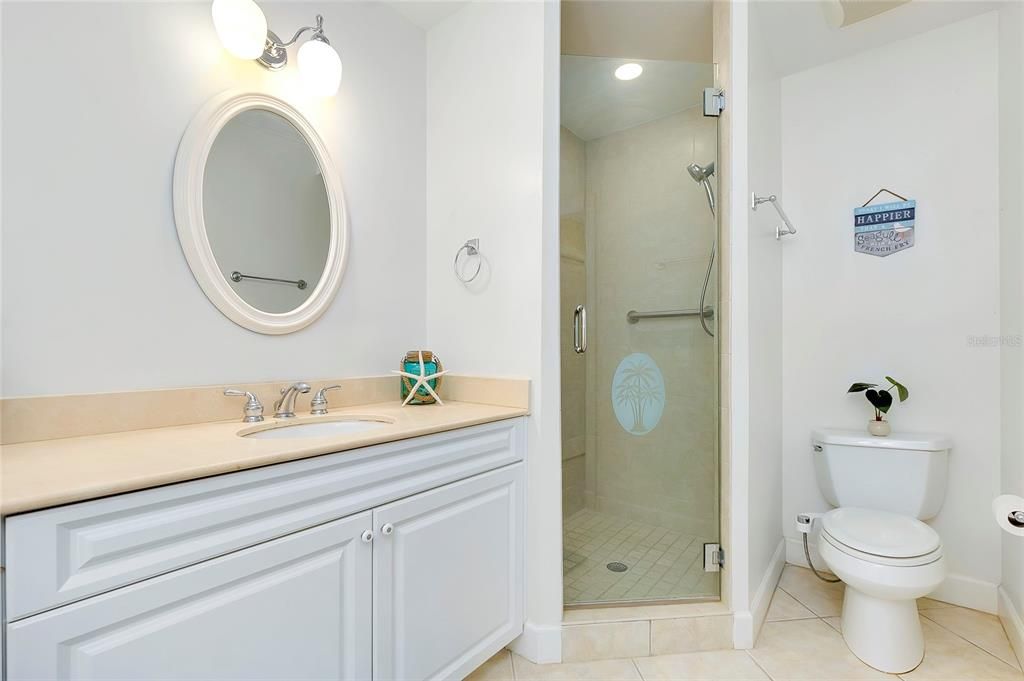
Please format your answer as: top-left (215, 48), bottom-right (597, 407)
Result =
top-left (854, 188), bottom-right (915, 258)
top-left (611, 353), bottom-right (665, 435)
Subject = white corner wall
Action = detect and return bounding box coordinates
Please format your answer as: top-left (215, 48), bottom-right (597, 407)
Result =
top-left (424, 0), bottom-right (563, 662)
top-left (0, 1), bottom-right (426, 397)
top-left (744, 0), bottom-right (785, 640)
top-left (780, 12), bottom-right (1002, 612)
top-left (998, 0), bottom-right (1024, 660)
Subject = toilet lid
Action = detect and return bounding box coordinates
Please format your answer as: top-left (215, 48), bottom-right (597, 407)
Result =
top-left (822, 507), bottom-right (941, 558)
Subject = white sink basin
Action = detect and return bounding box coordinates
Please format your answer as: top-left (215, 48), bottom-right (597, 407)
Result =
top-left (242, 418), bottom-right (390, 440)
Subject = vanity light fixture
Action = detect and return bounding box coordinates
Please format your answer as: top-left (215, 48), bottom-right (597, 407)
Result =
top-left (211, 0), bottom-right (342, 97)
top-left (614, 63), bottom-right (643, 81)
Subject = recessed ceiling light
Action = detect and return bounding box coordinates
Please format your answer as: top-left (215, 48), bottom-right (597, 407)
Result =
top-left (614, 63), bottom-right (643, 81)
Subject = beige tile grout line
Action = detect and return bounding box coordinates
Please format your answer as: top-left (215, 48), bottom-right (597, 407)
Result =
top-left (775, 584), bottom-right (832, 619)
top-left (918, 609), bottom-right (1023, 672)
top-left (775, 575), bottom-right (1022, 677)
top-left (498, 579), bottom-right (1019, 680)
top-left (744, 648), bottom-right (775, 680)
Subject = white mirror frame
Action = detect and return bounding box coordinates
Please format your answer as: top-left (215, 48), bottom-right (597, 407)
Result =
top-left (173, 90), bottom-right (348, 335)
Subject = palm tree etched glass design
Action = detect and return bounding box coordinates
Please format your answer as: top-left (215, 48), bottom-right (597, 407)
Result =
top-left (612, 353), bottom-right (665, 435)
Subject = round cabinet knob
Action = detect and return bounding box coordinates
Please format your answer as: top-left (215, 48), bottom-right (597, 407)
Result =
top-left (361, 530), bottom-right (374, 543)
top-left (381, 523), bottom-right (394, 536)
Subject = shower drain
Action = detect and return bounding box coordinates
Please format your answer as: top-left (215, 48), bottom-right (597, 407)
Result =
top-left (606, 562), bottom-right (629, 573)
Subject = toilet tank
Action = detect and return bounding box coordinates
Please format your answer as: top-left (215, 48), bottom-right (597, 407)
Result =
top-left (811, 428), bottom-right (951, 520)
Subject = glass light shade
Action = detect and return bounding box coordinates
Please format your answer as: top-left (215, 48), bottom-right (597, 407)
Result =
top-left (614, 63), bottom-right (643, 81)
top-left (298, 39), bottom-right (343, 97)
top-left (212, 0), bottom-right (268, 60)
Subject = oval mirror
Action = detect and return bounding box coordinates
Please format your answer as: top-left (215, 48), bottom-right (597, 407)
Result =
top-left (173, 91), bottom-right (347, 334)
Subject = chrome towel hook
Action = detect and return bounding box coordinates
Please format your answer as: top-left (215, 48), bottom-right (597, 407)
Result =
top-left (453, 238), bottom-right (482, 284)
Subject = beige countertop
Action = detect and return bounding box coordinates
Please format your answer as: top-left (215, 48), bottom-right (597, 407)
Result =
top-left (0, 401), bottom-right (527, 516)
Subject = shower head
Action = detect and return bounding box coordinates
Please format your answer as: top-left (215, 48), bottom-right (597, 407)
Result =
top-left (687, 161), bottom-right (715, 183)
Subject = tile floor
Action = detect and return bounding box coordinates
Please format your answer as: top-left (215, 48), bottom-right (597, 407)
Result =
top-left (467, 565), bottom-right (1023, 680)
top-left (563, 509), bottom-right (718, 605)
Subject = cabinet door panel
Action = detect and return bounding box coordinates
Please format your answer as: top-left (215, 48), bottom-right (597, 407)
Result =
top-left (373, 465), bottom-right (523, 681)
top-left (7, 512), bottom-right (373, 681)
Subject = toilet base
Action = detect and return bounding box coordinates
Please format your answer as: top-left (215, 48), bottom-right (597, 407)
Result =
top-left (841, 586), bottom-right (924, 674)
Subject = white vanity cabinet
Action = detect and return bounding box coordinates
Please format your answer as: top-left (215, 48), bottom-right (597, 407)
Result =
top-left (373, 465), bottom-right (523, 681)
top-left (2, 418), bottom-right (526, 681)
top-left (7, 512), bottom-right (375, 680)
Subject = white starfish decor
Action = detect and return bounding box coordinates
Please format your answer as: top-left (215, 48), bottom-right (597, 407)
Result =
top-left (391, 350), bottom-right (449, 406)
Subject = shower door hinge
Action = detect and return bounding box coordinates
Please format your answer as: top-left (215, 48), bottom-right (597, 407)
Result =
top-left (703, 88), bottom-right (725, 117)
top-left (704, 543), bottom-right (724, 572)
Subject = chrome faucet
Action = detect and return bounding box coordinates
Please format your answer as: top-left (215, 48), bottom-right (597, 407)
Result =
top-left (223, 388), bottom-right (264, 423)
top-left (274, 382), bottom-right (311, 418)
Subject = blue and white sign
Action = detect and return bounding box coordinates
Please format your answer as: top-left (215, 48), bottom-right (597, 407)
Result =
top-left (611, 353), bottom-right (665, 435)
top-left (854, 199), bottom-right (916, 257)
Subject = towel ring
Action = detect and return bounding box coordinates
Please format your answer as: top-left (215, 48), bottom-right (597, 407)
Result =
top-left (453, 238), bottom-right (482, 283)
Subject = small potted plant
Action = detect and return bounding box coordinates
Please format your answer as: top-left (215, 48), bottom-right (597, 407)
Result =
top-left (847, 376), bottom-right (909, 436)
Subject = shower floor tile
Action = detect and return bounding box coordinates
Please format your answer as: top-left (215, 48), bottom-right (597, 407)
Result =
top-left (563, 509), bottom-right (718, 606)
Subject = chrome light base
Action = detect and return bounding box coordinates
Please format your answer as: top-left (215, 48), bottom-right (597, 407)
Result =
top-left (257, 31), bottom-right (288, 70)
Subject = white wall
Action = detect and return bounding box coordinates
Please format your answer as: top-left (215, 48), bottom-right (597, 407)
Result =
top-left (424, 0), bottom-right (563, 662)
top-left (1, 1), bottom-right (426, 397)
top-left (424, 0), bottom-right (545, 381)
top-left (780, 13), bottom-right (1002, 612)
top-left (745, 0), bottom-right (785, 632)
top-left (998, 0), bottom-right (1024, 657)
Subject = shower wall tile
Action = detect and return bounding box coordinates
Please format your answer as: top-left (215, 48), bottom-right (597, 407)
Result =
top-left (584, 107), bottom-right (720, 538)
top-left (563, 454), bottom-right (586, 518)
top-left (560, 126), bottom-right (588, 518)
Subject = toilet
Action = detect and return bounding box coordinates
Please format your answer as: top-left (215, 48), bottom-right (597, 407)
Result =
top-left (811, 428), bottom-right (952, 674)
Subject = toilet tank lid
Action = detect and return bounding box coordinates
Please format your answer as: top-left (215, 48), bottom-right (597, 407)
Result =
top-left (811, 428), bottom-right (952, 452)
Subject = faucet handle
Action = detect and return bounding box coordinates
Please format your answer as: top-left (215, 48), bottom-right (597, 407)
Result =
top-left (224, 388), bottom-right (264, 423)
top-left (310, 385), bottom-right (342, 415)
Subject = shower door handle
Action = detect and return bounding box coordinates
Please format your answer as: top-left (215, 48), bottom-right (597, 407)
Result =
top-left (573, 305), bottom-right (587, 354)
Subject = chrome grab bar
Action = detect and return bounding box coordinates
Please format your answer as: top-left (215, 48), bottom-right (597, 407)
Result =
top-left (627, 307), bottom-right (714, 324)
top-left (231, 271), bottom-right (308, 290)
top-left (573, 304), bottom-right (587, 353)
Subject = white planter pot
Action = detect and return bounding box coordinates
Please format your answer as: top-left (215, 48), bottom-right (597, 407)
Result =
top-left (868, 420), bottom-right (891, 437)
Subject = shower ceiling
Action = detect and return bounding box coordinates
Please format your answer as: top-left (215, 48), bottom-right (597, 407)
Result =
top-left (561, 0), bottom-right (712, 62)
top-left (560, 56), bottom-right (714, 141)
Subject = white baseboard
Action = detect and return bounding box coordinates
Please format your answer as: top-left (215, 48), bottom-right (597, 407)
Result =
top-left (930, 574), bottom-right (999, 614)
top-left (732, 610), bottom-right (754, 650)
top-left (510, 620), bottom-right (562, 664)
top-left (734, 539), bottom-right (786, 649)
top-left (785, 535), bottom-right (821, 569)
top-left (998, 586), bottom-right (1024, 668)
top-left (784, 536), bottom-right (999, 614)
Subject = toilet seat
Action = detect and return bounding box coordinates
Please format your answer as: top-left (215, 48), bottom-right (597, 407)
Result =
top-left (822, 507), bottom-right (942, 566)
top-left (821, 529), bottom-right (943, 567)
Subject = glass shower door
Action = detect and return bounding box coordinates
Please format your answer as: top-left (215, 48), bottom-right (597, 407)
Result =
top-left (560, 55), bottom-right (720, 606)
